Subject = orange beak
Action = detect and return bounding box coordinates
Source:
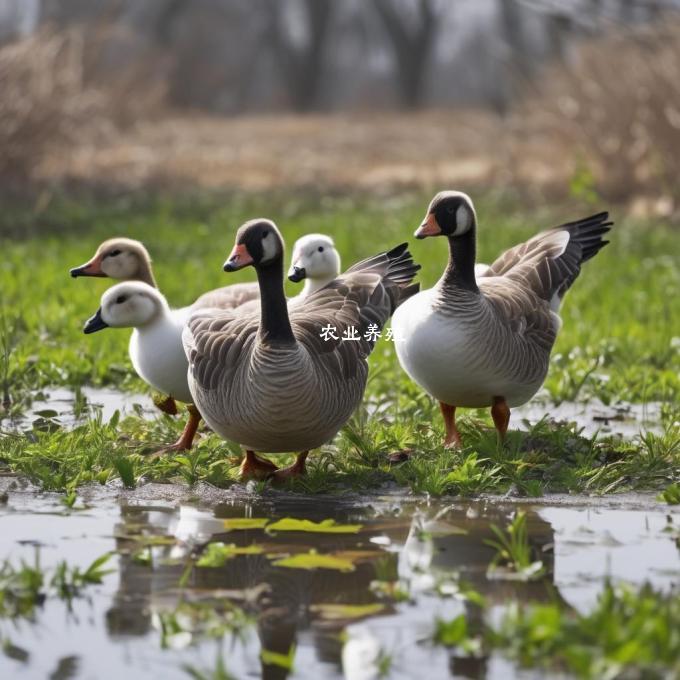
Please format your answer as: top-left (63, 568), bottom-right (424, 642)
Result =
top-left (223, 243), bottom-right (254, 272)
top-left (414, 213), bottom-right (442, 239)
top-left (70, 255), bottom-right (105, 278)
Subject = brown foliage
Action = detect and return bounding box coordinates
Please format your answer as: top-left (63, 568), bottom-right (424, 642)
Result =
top-left (0, 25), bottom-right (165, 186)
top-left (519, 20), bottom-right (680, 205)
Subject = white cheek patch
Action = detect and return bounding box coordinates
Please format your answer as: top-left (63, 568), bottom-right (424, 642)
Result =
top-left (456, 205), bottom-right (472, 235)
top-left (261, 233), bottom-right (278, 263)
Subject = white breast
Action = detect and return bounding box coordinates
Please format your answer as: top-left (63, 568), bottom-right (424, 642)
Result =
top-left (392, 290), bottom-right (538, 408)
top-left (129, 310), bottom-right (193, 404)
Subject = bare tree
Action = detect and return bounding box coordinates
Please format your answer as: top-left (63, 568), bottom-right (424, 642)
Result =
top-left (371, 0), bottom-right (440, 109)
top-left (266, 0), bottom-right (334, 112)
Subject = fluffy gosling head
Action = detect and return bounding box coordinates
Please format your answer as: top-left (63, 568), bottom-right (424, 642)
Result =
top-left (287, 234), bottom-right (340, 288)
top-left (83, 282), bottom-right (168, 334)
top-left (70, 238), bottom-right (155, 284)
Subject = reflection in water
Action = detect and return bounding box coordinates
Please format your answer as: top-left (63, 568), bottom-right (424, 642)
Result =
top-left (101, 500), bottom-right (562, 680)
top-left (0, 493), bottom-right (677, 679)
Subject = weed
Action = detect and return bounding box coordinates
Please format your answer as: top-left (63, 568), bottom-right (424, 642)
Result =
top-left (485, 511), bottom-right (546, 581)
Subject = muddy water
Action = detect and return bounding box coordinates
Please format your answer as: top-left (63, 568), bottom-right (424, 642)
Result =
top-left (0, 489), bottom-right (677, 679)
top-left (1, 386), bottom-right (155, 431)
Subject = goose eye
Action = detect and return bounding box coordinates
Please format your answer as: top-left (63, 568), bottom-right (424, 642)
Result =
top-left (446, 205), bottom-right (455, 214)
top-left (115, 295), bottom-right (127, 304)
top-left (262, 230), bottom-right (269, 239)
top-left (318, 246), bottom-right (324, 252)
top-left (109, 249), bottom-right (122, 257)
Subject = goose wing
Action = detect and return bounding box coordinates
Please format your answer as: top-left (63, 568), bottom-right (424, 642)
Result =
top-left (290, 243), bottom-right (421, 380)
top-left (479, 277), bottom-right (558, 356)
top-left (483, 212), bottom-right (612, 305)
top-left (183, 244), bottom-right (420, 389)
top-left (182, 307), bottom-right (259, 391)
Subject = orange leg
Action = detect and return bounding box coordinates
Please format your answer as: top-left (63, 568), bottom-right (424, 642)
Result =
top-left (272, 452), bottom-right (309, 480)
top-left (240, 450), bottom-right (279, 480)
top-left (491, 396), bottom-right (511, 440)
top-left (440, 402), bottom-right (462, 449)
top-left (153, 405), bottom-right (201, 455)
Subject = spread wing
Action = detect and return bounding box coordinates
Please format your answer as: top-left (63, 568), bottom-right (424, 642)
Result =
top-left (483, 212), bottom-right (612, 305)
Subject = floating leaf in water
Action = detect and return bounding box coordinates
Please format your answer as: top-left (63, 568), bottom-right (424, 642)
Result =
top-left (133, 548), bottom-right (152, 567)
top-left (271, 550), bottom-right (356, 572)
top-left (33, 409), bottom-right (59, 418)
top-left (222, 518), bottom-right (269, 531)
top-left (310, 603), bottom-right (386, 620)
top-left (196, 543), bottom-right (264, 568)
top-left (265, 518), bottom-right (362, 534)
top-left (261, 645), bottom-right (295, 671)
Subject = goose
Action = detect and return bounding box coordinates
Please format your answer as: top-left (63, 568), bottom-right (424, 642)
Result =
top-left (82, 282), bottom-right (204, 451)
top-left (287, 233), bottom-right (341, 302)
top-left (182, 219), bottom-right (420, 479)
top-left (391, 191), bottom-right (612, 447)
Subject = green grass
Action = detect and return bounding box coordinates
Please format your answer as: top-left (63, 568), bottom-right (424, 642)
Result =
top-left (434, 582), bottom-right (680, 679)
top-left (0, 192), bottom-right (678, 495)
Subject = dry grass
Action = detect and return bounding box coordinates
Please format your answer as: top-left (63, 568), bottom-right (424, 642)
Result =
top-left (0, 28), bottom-right (107, 183)
top-left (512, 20), bottom-right (680, 211)
top-left (1, 21), bottom-right (679, 214)
top-left (0, 25), bottom-right (164, 188)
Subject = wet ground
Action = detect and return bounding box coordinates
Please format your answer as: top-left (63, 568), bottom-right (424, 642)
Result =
top-left (0, 387), bottom-right (155, 432)
top-left (0, 390), bottom-right (672, 678)
top-left (0, 482), bottom-right (677, 680)
top-left (1, 387), bottom-right (664, 440)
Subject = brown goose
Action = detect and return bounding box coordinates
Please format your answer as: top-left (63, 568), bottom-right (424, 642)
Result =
top-left (392, 191), bottom-right (612, 447)
top-left (182, 219), bottom-right (420, 479)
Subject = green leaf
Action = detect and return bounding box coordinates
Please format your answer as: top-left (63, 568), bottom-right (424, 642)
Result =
top-left (265, 518), bottom-right (362, 534)
top-left (196, 543), bottom-right (263, 568)
top-left (310, 603), bottom-right (385, 620)
top-left (222, 518), bottom-right (269, 531)
top-left (271, 550), bottom-right (356, 572)
top-left (434, 614), bottom-right (468, 646)
top-left (260, 645), bottom-right (295, 671)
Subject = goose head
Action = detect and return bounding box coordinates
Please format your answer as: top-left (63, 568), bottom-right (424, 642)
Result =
top-left (415, 191), bottom-right (477, 240)
top-left (287, 234), bottom-right (340, 285)
top-left (83, 282), bottom-right (168, 334)
top-left (223, 219), bottom-right (284, 272)
top-left (70, 238), bottom-right (155, 284)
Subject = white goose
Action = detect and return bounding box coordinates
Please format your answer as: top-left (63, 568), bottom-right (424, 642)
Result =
top-left (82, 282), bottom-right (202, 451)
top-left (392, 191), bottom-right (612, 447)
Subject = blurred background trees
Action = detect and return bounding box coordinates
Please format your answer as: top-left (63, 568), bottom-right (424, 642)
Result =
top-left (1, 0), bottom-right (679, 208)
top-left (3, 0), bottom-right (675, 114)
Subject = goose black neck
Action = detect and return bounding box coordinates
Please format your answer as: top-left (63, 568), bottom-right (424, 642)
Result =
top-left (256, 258), bottom-right (295, 345)
top-left (442, 229), bottom-right (479, 293)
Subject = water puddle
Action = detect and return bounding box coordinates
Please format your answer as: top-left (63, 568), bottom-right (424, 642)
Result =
top-left (0, 386), bottom-right (155, 432)
top-left (3, 388), bottom-right (661, 443)
top-left (0, 491), bottom-right (677, 679)
top-left (514, 398), bottom-right (663, 438)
